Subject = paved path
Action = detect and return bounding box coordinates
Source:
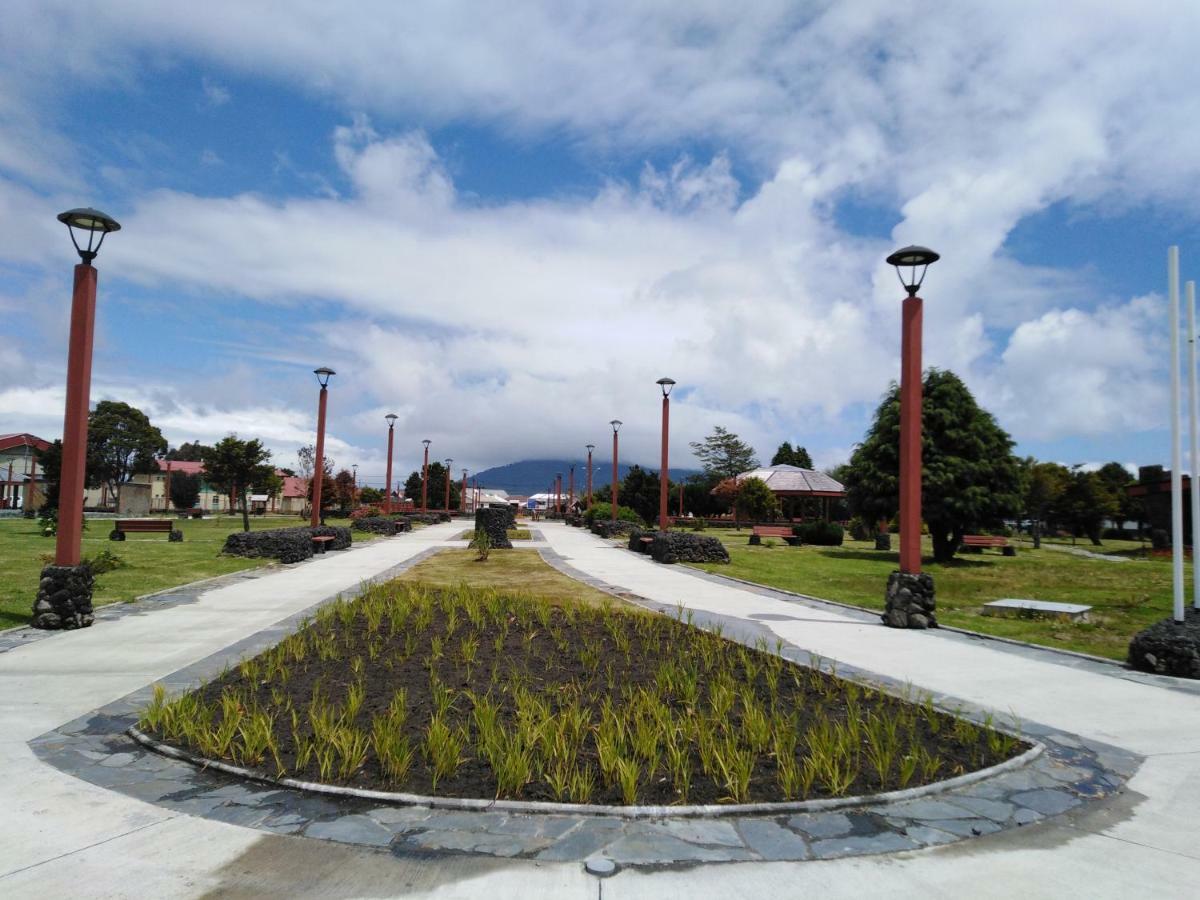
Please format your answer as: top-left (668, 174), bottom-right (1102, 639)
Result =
top-left (1, 521), bottom-right (1198, 898)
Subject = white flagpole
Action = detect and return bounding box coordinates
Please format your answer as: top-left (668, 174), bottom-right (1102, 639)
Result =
top-left (1170, 247), bottom-right (1184, 623)
top-left (1190, 278), bottom-right (1200, 611)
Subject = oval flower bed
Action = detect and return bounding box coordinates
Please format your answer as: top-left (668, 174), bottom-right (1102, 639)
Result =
top-left (138, 582), bottom-right (1026, 806)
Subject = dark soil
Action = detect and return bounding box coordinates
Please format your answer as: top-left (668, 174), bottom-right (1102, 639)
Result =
top-left (147, 584), bottom-right (1027, 805)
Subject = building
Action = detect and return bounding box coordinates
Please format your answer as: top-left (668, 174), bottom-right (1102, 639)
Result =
top-left (733, 464), bottom-right (846, 520)
top-left (0, 433), bottom-right (50, 511)
top-left (81, 460), bottom-right (308, 515)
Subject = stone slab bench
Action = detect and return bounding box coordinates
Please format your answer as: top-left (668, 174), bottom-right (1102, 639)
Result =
top-left (311, 535), bottom-right (336, 554)
top-left (982, 598), bottom-right (1092, 622)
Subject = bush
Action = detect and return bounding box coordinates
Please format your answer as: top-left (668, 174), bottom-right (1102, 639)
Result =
top-left (84, 548), bottom-right (127, 575)
top-left (793, 521), bottom-right (845, 546)
top-left (349, 505), bottom-right (383, 521)
top-left (847, 516), bottom-right (873, 541)
top-left (584, 501), bottom-right (644, 528)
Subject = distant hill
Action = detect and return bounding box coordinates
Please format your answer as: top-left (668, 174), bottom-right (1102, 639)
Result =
top-left (472, 459), bottom-right (700, 495)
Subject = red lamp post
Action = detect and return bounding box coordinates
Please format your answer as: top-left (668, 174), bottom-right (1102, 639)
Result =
top-left (53, 208), bottom-right (120, 567)
top-left (352, 464), bottom-right (358, 507)
top-left (444, 458), bottom-right (453, 512)
top-left (883, 245), bottom-right (940, 629)
top-left (568, 464), bottom-right (575, 511)
top-left (585, 444), bottom-right (594, 511)
top-left (609, 420), bottom-right (622, 521)
top-left (678, 481), bottom-right (684, 517)
top-left (165, 461), bottom-right (172, 514)
top-left (657, 377), bottom-right (675, 530)
top-left (461, 468), bottom-right (468, 515)
top-left (555, 473), bottom-right (562, 514)
top-left (421, 439), bottom-right (431, 512)
top-left (310, 367), bottom-right (335, 526)
top-left (383, 414), bottom-right (398, 513)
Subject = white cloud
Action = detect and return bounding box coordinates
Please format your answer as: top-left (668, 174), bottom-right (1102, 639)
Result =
top-left (200, 76), bottom-right (230, 108)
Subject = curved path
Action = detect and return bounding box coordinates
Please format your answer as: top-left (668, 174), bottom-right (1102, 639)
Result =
top-left (0, 521), bottom-right (1197, 898)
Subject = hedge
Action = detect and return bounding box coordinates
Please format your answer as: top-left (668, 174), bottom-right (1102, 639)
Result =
top-left (222, 525), bottom-right (352, 563)
top-left (792, 521), bottom-right (845, 546)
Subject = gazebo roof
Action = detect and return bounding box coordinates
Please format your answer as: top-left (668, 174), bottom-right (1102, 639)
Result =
top-left (735, 464), bottom-right (845, 497)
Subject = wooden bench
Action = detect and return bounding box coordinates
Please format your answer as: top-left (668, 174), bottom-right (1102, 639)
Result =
top-left (111, 519), bottom-right (181, 542)
top-left (750, 525), bottom-right (799, 546)
top-left (961, 535), bottom-right (1015, 556)
top-left (312, 535), bottom-right (336, 554)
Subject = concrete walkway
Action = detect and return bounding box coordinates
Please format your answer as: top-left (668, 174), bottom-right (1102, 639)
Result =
top-left (1, 521), bottom-right (1197, 898)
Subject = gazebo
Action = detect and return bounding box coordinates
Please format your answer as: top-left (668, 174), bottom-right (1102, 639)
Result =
top-left (734, 464), bottom-right (846, 520)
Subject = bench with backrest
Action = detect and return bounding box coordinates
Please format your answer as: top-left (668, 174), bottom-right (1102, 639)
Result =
top-left (961, 534), bottom-right (1015, 556)
top-left (111, 519), bottom-right (182, 542)
top-left (750, 525), bottom-right (800, 546)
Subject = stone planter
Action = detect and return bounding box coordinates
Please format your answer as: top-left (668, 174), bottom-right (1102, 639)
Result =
top-left (32, 563), bottom-right (95, 630)
top-left (883, 571), bottom-right (937, 629)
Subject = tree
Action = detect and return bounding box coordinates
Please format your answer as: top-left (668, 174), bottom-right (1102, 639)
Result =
top-left (771, 441), bottom-right (814, 469)
top-left (165, 441), bottom-right (210, 462)
top-left (735, 477), bottom-right (780, 523)
top-left (85, 401), bottom-right (167, 500)
top-left (712, 477), bottom-right (743, 527)
top-left (1061, 466), bottom-right (1119, 546)
top-left (169, 472), bottom-right (201, 511)
top-left (200, 436), bottom-right (274, 532)
top-left (690, 426), bottom-right (758, 479)
top-left (1020, 458), bottom-right (1070, 549)
top-left (36, 439), bottom-right (63, 512)
top-left (297, 444), bottom-right (334, 518)
top-left (843, 370), bottom-right (1022, 562)
top-left (619, 465), bottom-right (667, 526)
top-left (404, 462), bottom-right (459, 510)
top-left (1095, 461), bottom-right (1137, 531)
top-left (332, 469), bottom-right (357, 512)
top-left (359, 486), bottom-right (384, 505)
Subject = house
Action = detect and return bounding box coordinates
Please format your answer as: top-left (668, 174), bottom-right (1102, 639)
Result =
top-left (0, 433), bottom-right (50, 511)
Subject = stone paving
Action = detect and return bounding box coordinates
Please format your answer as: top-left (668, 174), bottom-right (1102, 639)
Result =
top-left (28, 532), bottom-right (1140, 868)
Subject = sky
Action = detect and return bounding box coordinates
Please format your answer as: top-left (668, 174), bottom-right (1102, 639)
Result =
top-left (3, 1), bottom-right (1200, 489)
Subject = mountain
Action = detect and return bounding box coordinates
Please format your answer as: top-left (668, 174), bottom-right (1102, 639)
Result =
top-left (471, 459), bottom-right (700, 495)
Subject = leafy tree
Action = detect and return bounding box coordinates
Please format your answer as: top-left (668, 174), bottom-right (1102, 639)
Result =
top-left (1061, 466), bottom-right (1120, 545)
top-left (843, 370), bottom-right (1022, 562)
top-left (403, 461), bottom-right (460, 510)
top-left (200, 435), bottom-right (274, 532)
top-left (619, 465), bottom-right (668, 526)
top-left (260, 471), bottom-right (284, 509)
top-left (85, 400), bottom-right (167, 499)
top-left (359, 486), bottom-right (384, 504)
top-left (1020, 458), bottom-right (1070, 548)
top-left (332, 469), bottom-right (357, 512)
top-left (771, 441), bottom-right (814, 469)
top-left (1095, 461), bottom-right (1137, 530)
top-left (36, 439), bottom-right (63, 512)
top-left (165, 441), bottom-right (210, 462)
top-left (169, 472), bottom-right (201, 511)
top-left (735, 477), bottom-right (780, 522)
top-left (690, 426), bottom-right (758, 479)
top-left (712, 477), bottom-right (743, 526)
top-left (305, 455), bottom-right (336, 519)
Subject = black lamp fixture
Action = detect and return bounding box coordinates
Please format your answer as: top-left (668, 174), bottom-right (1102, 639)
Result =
top-left (657, 377), bottom-right (676, 397)
top-left (57, 207), bottom-right (121, 263)
top-left (422, 439), bottom-right (431, 449)
top-left (885, 245), bottom-right (940, 297)
top-left (314, 367), bottom-right (335, 388)
top-left (385, 413), bottom-right (398, 427)
top-left (610, 419), bottom-right (622, 433)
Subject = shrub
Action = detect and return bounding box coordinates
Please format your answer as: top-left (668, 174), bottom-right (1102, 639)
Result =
top-left (349, 505), bottom-right (383, 521)
top-left (470, 527), bottom-right (492, 561)
top-left (584, 501), bottom-right (644, 528)
top-left (847, 516), bottom-right (873, 541)
top-left (84, 548), bottom-right (127, 575)
top-left (793, 521), bottom-right (844, 546)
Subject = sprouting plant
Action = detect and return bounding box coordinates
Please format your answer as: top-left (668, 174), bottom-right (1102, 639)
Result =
top-left (615, 756), bottom-right (640, 805)
top-left (493, 733), bottom-right (534, 798)
top-left (372, 717), bottom-right (415, 784)
top-left (897, 753), bottom-right (919, 789)
top-left (424, 714), bottom-right (465, 790)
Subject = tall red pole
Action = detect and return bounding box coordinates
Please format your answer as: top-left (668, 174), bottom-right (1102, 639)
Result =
top-left (165, 461), bottom-right (172, 513)
top-left (899, 294), bottom-right (923, 574)
top-left (461, 469), bottom-right (467, 514)
top-left (444, 460), bottom-right (452, 512)
top-left (384, 422), bottom-right (395, 514)
top-left (54, 264), bottom-right (98, 566)
top-left (611, 430), bottom-right (619, 521)
top-left (678, 481), bottom-right (684, 517)
top-left (310, 385), bottom-right (329, 527)
top-left (659, 392), bottom-right (670, 531)
top-left (5, 462), bottom-right (13, 509)
top-left (568, 466), bottom-right (575, 511)
top-left (586, 446), bottom-right (594, 511)
top-left (421, 442), bottom-right (430, 512)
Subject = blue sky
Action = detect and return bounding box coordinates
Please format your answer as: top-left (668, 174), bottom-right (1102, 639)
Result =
top-left (3, 1), bottom-right (1200, 489)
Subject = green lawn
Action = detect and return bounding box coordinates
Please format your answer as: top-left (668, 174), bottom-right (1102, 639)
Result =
top-left (0, 514), bottom-right (374, 631)
top-left (688, 529), bottom-right (1184, 661)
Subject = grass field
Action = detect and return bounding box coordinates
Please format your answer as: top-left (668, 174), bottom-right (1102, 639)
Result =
top-left (0, 515), bottom-right (374, 631)
top-left (400, 548), bottom-right (618, 609)
top-left (688, 529), bottom-right (1185, 661)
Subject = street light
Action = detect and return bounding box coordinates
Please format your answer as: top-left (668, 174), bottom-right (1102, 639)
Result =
top-left (421, 439), bottom-right (431, 512)
top-left (461, 468), bottom-right (468, 515)
top-left (384, 413), bottom-right (398, 513)
top-left (883, 245), bottom-right (939, 629)
top-left (35, 207), bottom-right (121, 630)
top-left (610, 420), bottom-right (622, 521)
top-left (568, 464), bottom-right (575, 512)
top-left (585, 444), bottom-right (595, 511)
top-left (657, 377), bottom-right (675, 531)
top-left (352, 464), bottom-right (358, 506)
top-left (310, 367), bottom-right (335, 526)
top-left (444, 458), bottom-right (453, 512)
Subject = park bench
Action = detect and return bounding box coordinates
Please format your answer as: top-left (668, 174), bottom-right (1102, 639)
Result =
top-left (110, 519), bottom-right (182, 542)
top-left (750, 525), bottom-right (799, 546)
top-left (961, 535), bottom-right (1016, 557)
top-left (312, 535), bottom-right (336, 554)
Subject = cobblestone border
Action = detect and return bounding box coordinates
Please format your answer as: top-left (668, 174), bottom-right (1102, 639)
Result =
top-left (29, 543), bottom-right (1141, 867)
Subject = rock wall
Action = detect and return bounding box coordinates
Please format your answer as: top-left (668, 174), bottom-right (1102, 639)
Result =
top-left (1128, 609), bottom-right (1200, 678)
top-left (883, 571), bottom-right (937, 629)
top-left (474, 507), bottom-right (513, 549)
top-left (32, 563), bottom-right (95, 630)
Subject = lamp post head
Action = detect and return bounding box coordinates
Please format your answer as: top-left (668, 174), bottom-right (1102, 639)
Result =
top-left (885, 245), bottom-right (940, 297)
top-left (352, 464), bottom-right (358, 476)
top-left (657, 377), bottom-right (676, 397)
top-left (385, 413), bottom-right (398, 428)
top-left (313, 367), bottom-right (335, 388)
top-left (58, 207), bottom-right (121, 264)
top-left (422, 439), bottom-right (431, 449)
top-left (445, 458), bottom-right (452, 467)
top-left (586, 443), bottom-right (595, 453)
top-left (610, 419), bottom-right (622, 434)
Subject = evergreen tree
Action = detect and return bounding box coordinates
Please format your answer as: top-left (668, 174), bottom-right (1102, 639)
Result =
top-left (201, 436), bottom-right (275, 532)
top-left (844, 370), bottom-right (1021, 562)
top-left (690, 426), bottom-right (758, 479)
top-left (169, 472), bottom-right (201, 511)
top-left (85, 400), bottom-right (168, 499)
